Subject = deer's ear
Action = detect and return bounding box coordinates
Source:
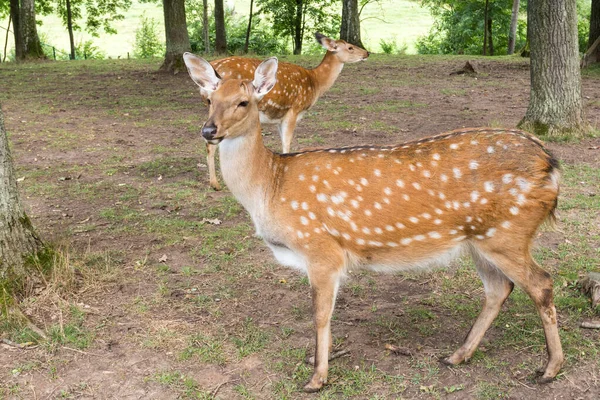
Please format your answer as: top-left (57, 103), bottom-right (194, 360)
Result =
top-left (183, 52), bottom-right (221, 93)
top-left (252, 57), bottom-right (278, 100)
top-left (315, 32), bottom-right (338, 52)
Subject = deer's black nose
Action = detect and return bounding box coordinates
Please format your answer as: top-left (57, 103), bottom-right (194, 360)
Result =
top-left (202, 123), bottom-right (217, 140)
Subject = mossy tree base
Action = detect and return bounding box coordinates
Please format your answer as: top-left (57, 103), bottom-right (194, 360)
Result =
top-left (518, 120), bottom-right (592, 140)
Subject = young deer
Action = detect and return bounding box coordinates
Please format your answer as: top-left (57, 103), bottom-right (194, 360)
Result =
top-left (183, 55), bottom-right (564, 392)
top-left (194, 33), bottom-right (369, 190)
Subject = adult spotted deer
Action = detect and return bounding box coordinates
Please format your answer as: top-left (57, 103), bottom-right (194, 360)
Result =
top-left (183, 55), bottom-right (564, 392)
top-left (193, 33), bottom-right (369, 190)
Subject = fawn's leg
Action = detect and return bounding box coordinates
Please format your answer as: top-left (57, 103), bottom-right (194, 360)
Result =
top-left (443, 246), bottom-right (513, 365)
top-left (206, 142), bottom-right (220, 190)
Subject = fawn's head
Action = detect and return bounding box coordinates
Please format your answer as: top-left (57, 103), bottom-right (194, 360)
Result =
top-left (183, 53), bottom-right (278, 144)
top-left (315, 32), bottom-right (370, 63)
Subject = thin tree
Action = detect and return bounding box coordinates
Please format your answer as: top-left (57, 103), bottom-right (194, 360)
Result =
top-left (8, 0), bottom-right (23, 60)
top-left (518, 0), bottom-right (587, 137)
top-left (507, 0), bottom-right (520, 55)
top-left (340, 0), bottom-right (363, 47)
top-left (160, 0), bottom-right (192, 73)
top-left (214, 0), bottom-right (227, 54)
top-left (582, 0), bottom-right (600, 67)
top-left (65, 0), bottom-right (75, 59)
top-left (244, 0), bottom-right (254, 54)
top-left (2, 16), bottom-right (11, 62)
top-left (202, 0), bottom-right (210, 53)
top-left (0, 104), bottom-right (43, 285)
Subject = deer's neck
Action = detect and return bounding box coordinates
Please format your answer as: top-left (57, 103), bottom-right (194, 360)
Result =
top-left (218, 119), bottom-right (276, 217)
top-left (310, 52), bottom-right (344, 97)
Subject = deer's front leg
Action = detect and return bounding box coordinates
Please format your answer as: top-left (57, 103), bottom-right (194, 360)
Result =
top-left (278, 112), bottom-right (298, 154)
top-left (206, 142), bottom-right (220, 190)
top-left (304, 267), bottom-right (342, 393)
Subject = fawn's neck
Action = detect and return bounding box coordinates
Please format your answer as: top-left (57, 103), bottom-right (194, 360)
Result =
top-left (309, 52), bottom-right (344, 97)
top-left (218, 117), bottom-right (277, 216)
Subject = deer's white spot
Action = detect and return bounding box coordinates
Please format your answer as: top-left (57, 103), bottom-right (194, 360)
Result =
top-left (312, 175), bottom-right (319, 182)
top-left (423, 170), bottom-right (431, 178)
top-left (510, 206), bottom-right (519, 215)
top-left (469, 161), bottom-right (479, 170)
top-left (300, 216), bottom-right (309, 226)
top-left (409, 217), bottom-right (419, 224)
top-left (374, 202), bottom-right (382, 210)
top-left (453, 168), bottom-right (462, 179)
top-left (403, 194), bottom-right (410, 201)
top-left (422, 213), bottom-right (431, 219)
top-left (412, 182), bottom-right (421, 190)
top-left (365, 209), bottom-right (373, 216)
top-left (487, 146), bottom-right (494, 153)
top-left (396, 179), bottom-right (405, 188)
top-left (384, 187), bottom-right (392, 195)
top-left (480, 198), bottom-right (488, 204)
top-left (470, 191), bottom-right (480, 202)
top-left (301, 202), bottom-right (309, 210)
top-left (502, 174), bottom-right (513, 184)
top-left (395, 222), bottom-right (405, 229)
top-left (309, 212), bottom-right (316, 220)
top-left (385, 225), bottom-right (395, 231)
top-left (428, 231), bottom-right (442, 239)
top-left (450, 143), bottom-right (459, 149)
top-left (434, 219), bottom-right (442, 225)
top-left (484, 181), bottom-right (494, 192)
top-left (291, 201), bottom-right (299, 210)
top-left (374, 227), bottom-right (383, 234)
top-left (298, 174), bottom-right (305, 181)
top-left (316, 193), bottom-right (328, 202)
top-left (401, 238), bottom-right (412, 245)
top-left (360, 178), bottom-right (369, 186)
top-left (374, 169), bottom-right (381, 177)
top-left (501, 221), bottom-right (511, 229)
top-left (486, 228), bottom-right (497, 237)
top-left (432, 153), bottom-right (441, 160)
top-left (309, 185), bottom-right (316, 193)
top-left (414, 234), bottom-right (426, 241)
top-left (356, 238), bottom-right (366, 245)
top-left (440, 174), bottom-right (448, 182)
top-left (350, 199), bottom-right (360, 208)
top-left (327, 207), bottom-right (335, 216)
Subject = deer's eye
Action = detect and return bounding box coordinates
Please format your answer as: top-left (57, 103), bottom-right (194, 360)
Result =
top-left (238, 101), bottom-right (249, 107)
top-left (349, 46), bottom-right (354, 50)
top-left (206, 99), bottom-right (211, 105)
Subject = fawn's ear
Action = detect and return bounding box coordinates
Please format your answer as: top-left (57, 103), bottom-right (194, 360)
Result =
top-left (183, 52), bottom-right (221, 94)
top-left (315, 32), bottom-right (338, 52)
top-left (252, 57), bottom-right (278, 100)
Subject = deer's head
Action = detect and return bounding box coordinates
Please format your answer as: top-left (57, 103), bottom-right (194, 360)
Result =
top-left (183, 53), bottom-right (278, 144)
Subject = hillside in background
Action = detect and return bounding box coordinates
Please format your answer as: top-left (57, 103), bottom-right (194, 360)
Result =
top-left (0, 0), bottom-right (432, 59)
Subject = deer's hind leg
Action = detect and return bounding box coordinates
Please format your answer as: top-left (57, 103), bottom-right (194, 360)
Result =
top-left (443, 245), bottom-right (514, 366)
top-left (473, 239), bottom-right (564, 383)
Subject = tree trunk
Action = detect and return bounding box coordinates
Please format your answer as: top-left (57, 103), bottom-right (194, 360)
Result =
top-left (160, 0), bottom-right (192, 73)
top-left (19, 0), bottom-right (45, 60)
top-left (508, 0), bottom-right (520, 55)
top-left (202, 0), bottom-right (210, 53)
top-left (487, 16), bottom-right (494, 56)
top-left (293, 0), bottom-right (302, 55)
top-left (214, 0), bottom-right (227, 54)
top-left (2, 16), bottom-right (11, 63)
top-left (518, 0), bottom-right (587, 138)
top-left (244, 0), bottom-right (254, 54)
top-left (340, 0), bottom-right (364, 48)
top-left (0, 105), bottom-right (43, 281)
top-left (9, 0), bottom-right (23, 61)
top-left (483, 0), bottom-right (489, 55)
top-left (585, 0), bottom-right (600, 65)
top-left (66, 0), bottom-right (75, 60)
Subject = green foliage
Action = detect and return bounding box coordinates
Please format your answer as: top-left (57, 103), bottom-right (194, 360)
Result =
top-left (51, 0), bottom-right (132, 37)
top-left (187, 1), bottom-right (288, 55)
top-left (133, 13), bottom-right (164, 58)
top-left (256, 0), bottom-right (341, 54)
top-left (379, 36), bottom-right (408, 54)
top-left (577, 0), bottom-right (592, 53)
top-left (416, 0), bottom-right (526, 55)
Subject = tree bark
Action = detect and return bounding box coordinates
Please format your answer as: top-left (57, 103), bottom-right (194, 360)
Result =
top-left (244, 0), bottom-right (254, 54)
top-left (0, 105), bottom-right (43, 280)
top-left (66, 0), bottom-right (75, 60)
top-left (9, 0), bottom-right (23, 61)
top-left (508, 0), bottom-right (520, 55)
top-left (519, 0), bottom-right (587, 137)
top-left (340, 0), bottom-right (364, 48)
top-left (19, 0), bottom-right (45, 60)
top-left (160, 0), bottom-right (192, 73)
top-left (293, 0), bottom-right (302, 55)
top-left (202, 0), bottom-right (210, 53)
top-left (214, 0), bottom-right (227, 54)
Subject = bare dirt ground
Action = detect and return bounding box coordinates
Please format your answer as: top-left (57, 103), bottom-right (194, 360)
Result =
top-left (1, 55), bottom-right (599, 399)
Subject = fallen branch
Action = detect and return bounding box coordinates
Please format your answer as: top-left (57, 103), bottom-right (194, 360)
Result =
top-left (385, 343), bottom-right (413, 356)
